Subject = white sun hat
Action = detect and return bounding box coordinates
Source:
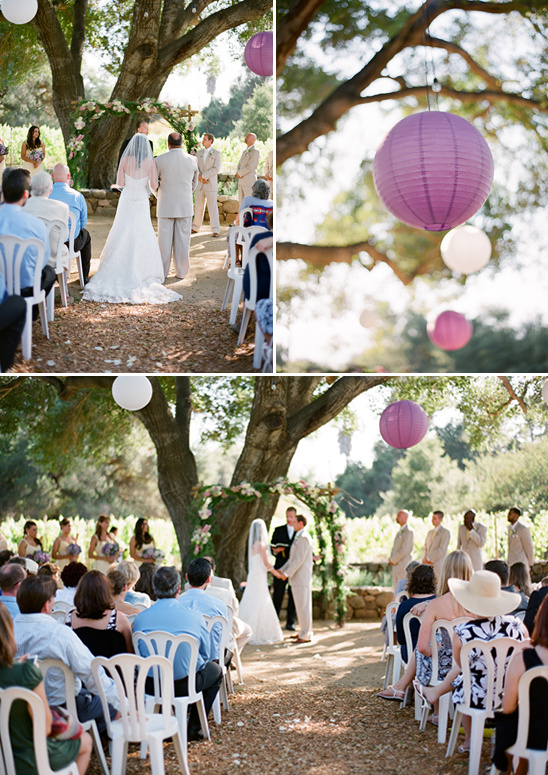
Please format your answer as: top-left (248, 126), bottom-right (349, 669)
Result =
top-left (448, 570), bottom-right (521, 617)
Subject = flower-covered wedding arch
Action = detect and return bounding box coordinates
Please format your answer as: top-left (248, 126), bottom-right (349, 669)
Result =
top-left (191, 478), bottom-right (348, 625)
top-left (67, 98), bottom-right (200, 188)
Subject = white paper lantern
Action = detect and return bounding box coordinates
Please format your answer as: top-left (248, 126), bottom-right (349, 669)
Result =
top-left (359, 309), bottom-right (379, 329)
top-left (112, 375), bottom-right (152, 411)
top-left (2, 0), bottom-right (38, 24)
top-left (542, 380), bottom-right (548, 404)
top-left (440, 224), bottom-right (491, 274)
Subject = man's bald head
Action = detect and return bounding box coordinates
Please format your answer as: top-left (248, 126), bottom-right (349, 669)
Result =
top-left (52, 163), bottom-right (70, 183)
top-left (245, 133), bottom-right (257, 146)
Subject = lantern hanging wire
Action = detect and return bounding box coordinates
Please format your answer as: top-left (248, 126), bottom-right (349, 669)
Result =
top-left (421, 0), bottom-right (440, 111)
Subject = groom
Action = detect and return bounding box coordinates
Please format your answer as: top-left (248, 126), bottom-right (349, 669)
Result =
top-left (153, 132), bottom-right (197, 279)
top-left (278, 514), bottom-right (314, 643)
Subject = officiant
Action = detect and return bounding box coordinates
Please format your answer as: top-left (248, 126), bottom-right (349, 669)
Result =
top-left (270, 507), bottom-right (297, 631)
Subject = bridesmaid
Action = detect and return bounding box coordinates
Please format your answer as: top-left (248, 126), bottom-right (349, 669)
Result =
top-left (17, 520), bottom-right (43, 558)
top-left (88, 515), bottom-right (121, 574)
top-left (0, 526), bottom-right (8, 553)
top-left (51, 518), bottom-right (79, 573)
top-left (20, 125), bottom-right (46, 177)
top-left (129, 517), bottom-right (156, 567)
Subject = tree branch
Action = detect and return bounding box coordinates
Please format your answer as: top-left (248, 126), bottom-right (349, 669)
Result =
top-left (277, 0), bottom-right (531, 164)
top-left (497, 376), bottom-right (528, 413)
top-left (276, 0), bottom-right (327, 76)
top-left (70, 0), bottom-right (88, 93)
top-left (427, 37), bottom-right (502, 89)
top-left (39, 376), bottom-right (115, 401)
top-left (356, 84), bottom-right (548, 112)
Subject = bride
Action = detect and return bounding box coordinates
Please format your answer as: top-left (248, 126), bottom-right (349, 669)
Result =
top-left (239, 518), bottom-right (284, 645)
top-left (83, 133), bottom-right (181, 305)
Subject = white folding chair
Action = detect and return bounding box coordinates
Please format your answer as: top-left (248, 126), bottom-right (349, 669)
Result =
top-left (37, 216), bottom-right (69, 319)
top-left (0, 234), bottom-right (49, 360)
top-left (38, 657), bottom-right (108, 775)
top-left (221, 225), bottom-right (265, 325)
top-left (400, 612), bottom-right (422, 720)
top-left (52, 600), bottom-right (75, 613)
top-left (221, 208), bottom-right (254, 271)
top-left (382, 601), bottom-right (402, 689)
top-left (446, 636), bottom-right (520, 775)
top-left (0, 686), bottom-right (78, 775)
top-left (67, 212), bottom-right (85, 289)
top-left (503, 665), bottom-right (548, 775)
top-left (132, 630), bottom-right (210, 767)
top-left (203, 613), bottom-right (231, 723)
top-left (50, 608), bottom-right (70, 622)
top-left (91, 653), bottom-right (187, 775)
top-left (237, 246), bottom-right (273, 369)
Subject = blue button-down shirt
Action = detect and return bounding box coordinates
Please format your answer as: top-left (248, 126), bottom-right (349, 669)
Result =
top-left (0, 595), bottom-right (20, 619)
top-left (0, 204), bottom-right (50, 289)
top-left (179, 588), bottom-right (228, 660)
top-left (49, 182), bottom-right (87, 235)
top-left (133, 597), bottom-right (211, 679)
top-left (13, 613), bottom-right (120, 709)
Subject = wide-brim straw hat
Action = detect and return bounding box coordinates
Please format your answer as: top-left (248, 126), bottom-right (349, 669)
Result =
top-left (448, 570), bottom-right (521, 617)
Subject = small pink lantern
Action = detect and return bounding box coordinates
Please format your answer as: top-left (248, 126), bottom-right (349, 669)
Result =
top-left (244, 32), bottom-right (273, 77)
top-left (427, 310), bottom-right (473, 351)
top-left (379, 400), bottom-right (428, 449)
top-left (373, 112), bottom-right (494, 231)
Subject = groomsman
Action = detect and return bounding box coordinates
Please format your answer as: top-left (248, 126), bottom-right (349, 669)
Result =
top-left (236, 132), bottom-right (260, 203)
top-left (456, 509), bottom-right (487, 570)
top-left (507, 507), bottom-right (534, 567)
top-left (154, 132), bottom-right (197, 279)
top-left (389, 510), bottom-right (414, 590)
top-left (270, 507), bottom-right (297, 630)
top-left (278, 514), bottom-right (314, 643)
top-left (422, 510), bottom-right (451, 582)
top-left (192, 133), bottom-right (222, 236)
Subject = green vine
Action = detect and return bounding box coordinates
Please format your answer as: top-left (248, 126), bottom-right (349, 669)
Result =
top-left (67, 98), bottom-right (200, 188)
top-left (190, 477), bottom-right (348, 625)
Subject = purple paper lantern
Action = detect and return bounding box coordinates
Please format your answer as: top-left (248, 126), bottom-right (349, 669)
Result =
top-left (427, 310), bottom-right (473, 351)
top-left (244, 32), bottom-right (273, 77)
top-left (379, 400), bottom-right (428, 449)
top-left (373, 112), bottom-right (494, 231)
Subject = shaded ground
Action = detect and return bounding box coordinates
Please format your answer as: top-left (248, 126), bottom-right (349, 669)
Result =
top-left (11, 215), bottom-right (255, 373)
top-left (88, 621), bottom-right (491, 775)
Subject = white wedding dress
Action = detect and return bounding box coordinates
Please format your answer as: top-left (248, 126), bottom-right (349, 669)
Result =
top-left (239, 520), bottom-right (283, 645)
top-left (83, 136), bottom-right (181, 305)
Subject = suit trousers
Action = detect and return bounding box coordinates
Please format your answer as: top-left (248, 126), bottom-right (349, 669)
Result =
top-left (193, 189), bottom-right (220, 232)
top-left (158, 216), bottom-right (192, 278)
top-left (272, 576), bottom-right (296, 627)
top-left (0, 294), bottom-right (26, 371)
top-left (71, 228), bottom-right (92, 279)
top-left (22, 265), bottom-right (56, 320)
top-left (290, 583), bottom-right (313, 640)
top-left (238, 183), bottom-right (253, 204)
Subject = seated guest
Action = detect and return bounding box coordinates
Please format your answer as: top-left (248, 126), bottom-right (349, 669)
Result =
top-left (203, 556), bottom-right (252, 653)
top-left (395, 564), bottom-right (437, 663)
top-left (23, 170), bottom-right (70, 271)
top-left (107, 568), bottom-right (142, 616)
top-left (117, 559), bottom-right (151, 607)
top-left (509, 561), bottom-right (532, 606)
top-left (134, 561), bottom-right (157, 602)
top-left (0, 602), bottom-right (93, 775)
top-left (493, 595), bottom-right (548, 775)
top-left (13, 575), bottom-right (120, 732)
top-left (56, 561), bottom-right (87, 606)
top-left (485, 559), bottom-right (528, 614)
top-left (37, 561), bottom-right (61, 588)
top-left (48, 164), bottom-right (91, 284)
top-left (0, 168), bottom-right (54, 316)
top-left (242, 218), bottom-right (273, 307)
top-left (0, 549), bottom-right (15, 568)
top-left (180, 558), bottom-right (230, 665)
top-left (65, 569), bottom-right (133, 657)
top-left (0, 563), bottom-right (26, 618)
top-left (133, 566), bottom-right (223, 741)
top-left (524, 579), bottom-right (548, 635)
top-left (237, 179), bottom-right (273, 228)
top-left (0, 271), bottom-right (26, 372)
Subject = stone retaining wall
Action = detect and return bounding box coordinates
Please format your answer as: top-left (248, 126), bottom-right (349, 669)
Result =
top-left (80, 187), bottom-right (240, 225)
top-left (310, 586), bottom-right (392, 621)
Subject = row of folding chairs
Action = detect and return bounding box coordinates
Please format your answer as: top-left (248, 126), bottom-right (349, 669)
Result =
top-left (0, 213), bottom-right (83, 367)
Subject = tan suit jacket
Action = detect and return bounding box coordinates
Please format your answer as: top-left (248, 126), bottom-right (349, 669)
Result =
top-left (23, 196), bottom-right (69, 267)
top-left (389, 524), bottom-right (414, 589)
top-left (196, 147), bottom-right (222, 193)
top-left (423, 525), bottom-right (451, 581)
top-left (508, 520), bottom-right (534, 567)
top-left (236, 145), bottom-right (260, 187)
top-left (280, 530), bottom-right (313, 587)
top-left (457, 521), bottom-right (487, 571)
top-left (264, 150), bottom-right (273, 180)
top-left (154, 149), bottom-right (197, 217)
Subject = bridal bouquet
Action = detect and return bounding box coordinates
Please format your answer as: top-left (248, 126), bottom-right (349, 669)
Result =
top-left (102, 542), bottom-right (120, 558)
top-left (0, 144), bottom-right (9, 156)
top-left (66, 542), bottom-right (82, 557)
top-left (28, 149), bottom-right (44, 163)
top-left (33, 550), bottom-right (51, 565)
top-left (141, 547), bottom-right (165, 563)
